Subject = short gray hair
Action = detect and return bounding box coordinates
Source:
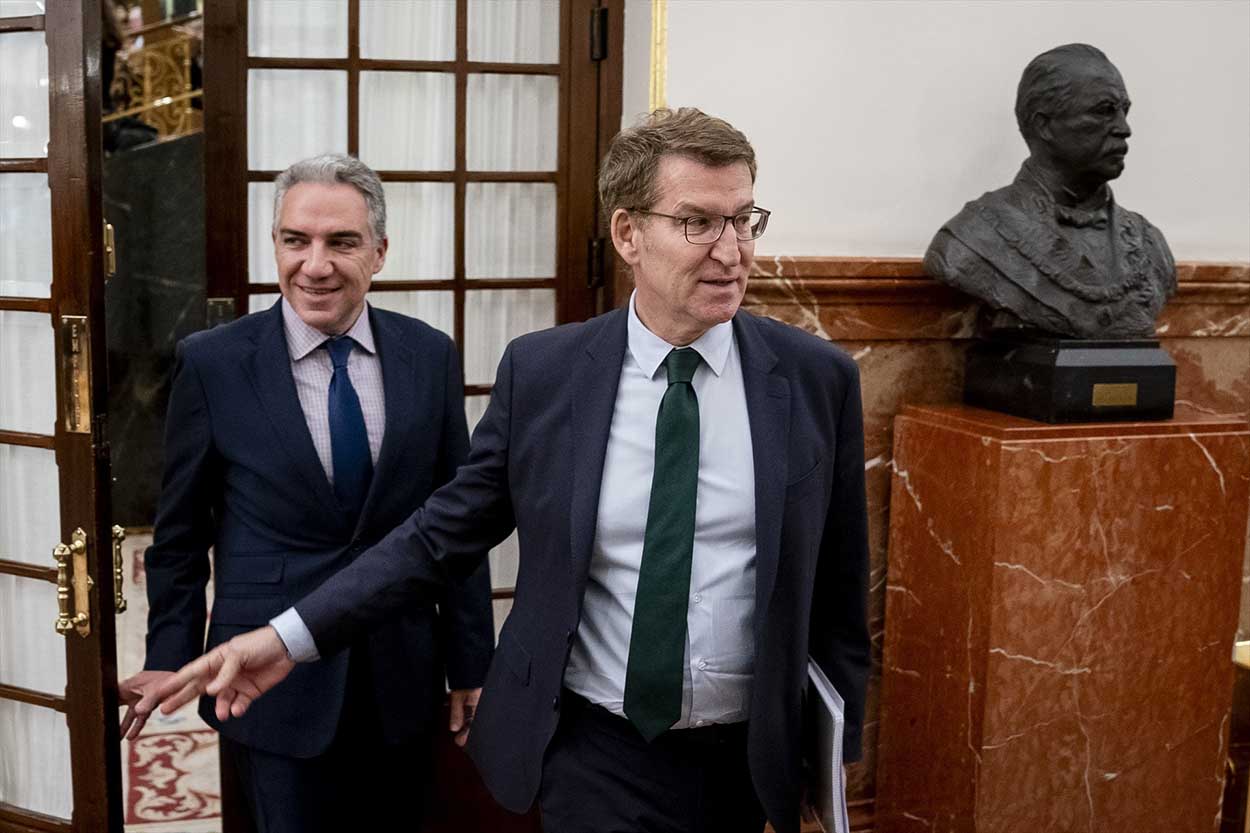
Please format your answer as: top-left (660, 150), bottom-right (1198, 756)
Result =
top-left (1015, 43), bottom-right (1113, 144)
top-left (273, 154), bottom-right (387, 242)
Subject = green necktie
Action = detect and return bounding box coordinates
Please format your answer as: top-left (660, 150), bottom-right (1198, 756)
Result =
top-left (624, 347), bottom-right (702, 741)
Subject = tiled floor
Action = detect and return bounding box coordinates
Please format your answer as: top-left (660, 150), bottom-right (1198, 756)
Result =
top-left (117, 531), bottom-right (222, 833)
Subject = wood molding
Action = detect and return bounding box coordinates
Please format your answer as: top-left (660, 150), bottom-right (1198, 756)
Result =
top-left (0, 802), bottom-right (68, 833)
top-left (742, 257), bottom-right (1249, 342)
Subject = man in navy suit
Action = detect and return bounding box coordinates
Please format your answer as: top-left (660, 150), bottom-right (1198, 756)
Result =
top-left (149, 110), bottom-right (870, 833)
top-left (118, 154), bottom-right (494, 833)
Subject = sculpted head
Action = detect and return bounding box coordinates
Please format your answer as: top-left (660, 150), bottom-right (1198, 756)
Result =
top-left (1015, 44), bottom-right (1132, 194)
top-left (600, 108), bottom-right (763, 346)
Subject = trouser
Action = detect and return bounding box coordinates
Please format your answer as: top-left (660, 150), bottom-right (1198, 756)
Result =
top-left (223, 647), bottom-right (433, 833)
top-left (539, 689), bottom-right (767, 833)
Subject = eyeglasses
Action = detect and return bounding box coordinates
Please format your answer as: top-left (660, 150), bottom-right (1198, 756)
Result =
top-left (629, 207), bottom-right (771, 244)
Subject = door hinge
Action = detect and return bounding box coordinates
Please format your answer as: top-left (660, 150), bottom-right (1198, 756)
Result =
top-left (590, 7), bottom-right (609, 61)
top-left (587, 237), bottom-right (606, 289)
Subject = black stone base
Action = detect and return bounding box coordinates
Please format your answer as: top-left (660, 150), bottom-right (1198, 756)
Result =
top-left (963, 331), bottom-right (1176, 424)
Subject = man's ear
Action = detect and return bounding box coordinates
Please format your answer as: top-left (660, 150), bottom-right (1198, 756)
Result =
top-left (372, 236), bottom-right (389, 275)
top-left (610, 208), bottom-right (641, 266)
top-left (1031, 112), bottom-right (1053, 144)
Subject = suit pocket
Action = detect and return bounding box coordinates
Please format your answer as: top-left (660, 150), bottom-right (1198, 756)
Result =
top-left (214, 554), bottom-right (284, 597)
top-left (497, 629), bottom-right (531, 686)
top-left (785, 458), bottom-right (824, 504)
top-left (209, 595), bottom-right (289, 626)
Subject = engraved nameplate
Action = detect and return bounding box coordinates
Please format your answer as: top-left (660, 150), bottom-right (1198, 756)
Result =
top-left (1091, 382), bottom-right (1138, 407)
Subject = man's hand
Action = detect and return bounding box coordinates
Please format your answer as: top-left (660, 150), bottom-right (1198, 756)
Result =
top-left (118, 669), bottom-right (176, 740)
top-left (152, 626), bottom-right (295, 722)
top-left (448, 687), bottom-right (482, 748)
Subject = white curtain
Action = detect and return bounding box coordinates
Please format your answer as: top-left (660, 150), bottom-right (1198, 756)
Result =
top-left (0, 26), bottom-right (71, 819)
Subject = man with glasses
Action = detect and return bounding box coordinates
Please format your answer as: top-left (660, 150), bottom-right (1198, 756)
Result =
top-left (145, 109), bottom-right (870, 833)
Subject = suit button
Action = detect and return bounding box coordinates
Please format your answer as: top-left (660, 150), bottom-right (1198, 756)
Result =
top-left (565, 629), bottom-right (574, 645)
top-left (552, 696), bottom-right (560, 711)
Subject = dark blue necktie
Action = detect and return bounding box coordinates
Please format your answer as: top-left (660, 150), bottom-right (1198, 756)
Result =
top-left (323, 337), bottom-right (372, 515)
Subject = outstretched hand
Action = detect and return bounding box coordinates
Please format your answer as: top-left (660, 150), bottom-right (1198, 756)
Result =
top-left (152, 626), bottom-right (296, 722)
top-left (119, 669), bottom-right (176, 740)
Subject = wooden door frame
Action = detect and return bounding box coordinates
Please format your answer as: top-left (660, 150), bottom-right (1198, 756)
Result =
top-left (0, 2), bottom-right (124, 831)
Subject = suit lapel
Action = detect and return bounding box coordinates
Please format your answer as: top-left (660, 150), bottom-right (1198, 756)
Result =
top-left (246, 302), bottom-right (343, 520)
top-left (353, 306), bottom-right (416, 535)
top-left (734, 312), bottom-right (790, 644)
top-left (568, 310), bottom-right (628, 599)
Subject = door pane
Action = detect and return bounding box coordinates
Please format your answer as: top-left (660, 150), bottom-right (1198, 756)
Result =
top-left (0, 173), bottom-right (52, 297)
top-left (0, 2), bottom-right (45, 16)
top-left (366, 290), bottom-right (454, 338)
top-left (360, 0), bottom-right (455, 61)
top-left (248, 181), bottom-right (277, 283)
top-left (248, 70), bottom-right (347, 170)
top-left (359, 72), bottom-right (455, 171)
top-left (249, 293), bottom-right (280, 314)
top-left (0, 699), bottom-right (71, 818)
top-left (0, 31), bottom-right (49, 158)
top-left (0, 575), bottom-right (67, 693)
top-left (465, 183), bottom-right (556, 279)
top-left (248, 0), bottom-right (347, 58)
top-left (468, 0), bottom-right (559, 64)
top-left (380, 183), bottom-right (454, 280)
top-left (0, 311), bottom-right (56, 435)
top-left (467, 74), bottom-right (558, 171)
top-left (0, 445), bottom-right (60, 567)
top-left (463, 288), bottom-right (555, 384)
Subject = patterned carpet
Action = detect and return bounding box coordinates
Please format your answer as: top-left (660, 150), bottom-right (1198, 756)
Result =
top-left (118, 531), bottom-right (222, 833)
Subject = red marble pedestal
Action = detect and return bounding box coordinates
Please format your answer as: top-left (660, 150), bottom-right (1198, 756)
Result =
top-left (876, 405), bottom-right (1250, 833)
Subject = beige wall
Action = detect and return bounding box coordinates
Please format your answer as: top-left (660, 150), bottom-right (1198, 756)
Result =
top-left (622, 0), bottom-right (1250, 261)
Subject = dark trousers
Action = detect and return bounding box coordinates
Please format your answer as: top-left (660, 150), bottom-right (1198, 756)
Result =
top-left (223, 649), bottom-right (433, 833)
top-left (540, 690), bottom-right (767, 833)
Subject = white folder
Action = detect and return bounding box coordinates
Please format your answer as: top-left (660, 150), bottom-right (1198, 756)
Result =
top-left (807, 659), bottom-right (850, 833)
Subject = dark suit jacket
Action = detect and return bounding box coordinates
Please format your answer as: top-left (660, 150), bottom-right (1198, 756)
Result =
top-left (296, 307), bottom-right (870, 832)
top-left (143, 301), bottom-right (494, 758)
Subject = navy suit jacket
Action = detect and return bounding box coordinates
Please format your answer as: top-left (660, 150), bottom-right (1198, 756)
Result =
top-left (143, 301), bottom-right (494, 758)
top-left (295, 307), bottom-right (870, 831)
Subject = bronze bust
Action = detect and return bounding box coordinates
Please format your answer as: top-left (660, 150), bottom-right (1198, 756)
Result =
top-left (925, 43), bottom-right (1176, 338)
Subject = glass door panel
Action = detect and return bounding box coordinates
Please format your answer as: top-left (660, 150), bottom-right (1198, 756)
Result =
top-left (0, 699), bottom-right (72, 817)
top-left (248, 0), bottom-right (347, 58)
top-left (248, 70), bottom-right (348, 169)
top-left (379, 183), bottom-right (455, 281)
top-left (467, 0), bottom-right (559, 63)
top-left (0, 172), bottom-right (53, 296)
top-left (466, 73), bottom-right (559, 171)
top-left (0, 310), bottom-right (56, 433)
top-left (0, 30), bottom-right (48, 158)
top-left (463, 288), bottom-right (555, 385)
top-left (0, 445), bottom-right (60, 564)
top-left (465, 182), bottom-right (557, 279)
top-left (359, 0), bottom-right (455, 60)
top-left (358, 71), bottom-right (456, 171)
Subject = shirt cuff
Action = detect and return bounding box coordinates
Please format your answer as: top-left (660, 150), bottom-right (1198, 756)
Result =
top-left (269, 608), bottom-right (320, 663)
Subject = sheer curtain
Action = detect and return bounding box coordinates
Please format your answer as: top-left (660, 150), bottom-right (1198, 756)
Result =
top-left (0, 24), bottom-right (72, 819)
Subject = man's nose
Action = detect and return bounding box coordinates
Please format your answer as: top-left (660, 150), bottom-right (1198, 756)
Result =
top-left (709, 222), bottom-right (742, 266)
top-left (1112, 109), bottom-right (1131, 138)
top-left (302, 242), bottom-right (334, 277)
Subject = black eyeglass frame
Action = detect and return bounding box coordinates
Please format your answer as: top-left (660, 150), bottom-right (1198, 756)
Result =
top-left (627, 206), bottom-right (771, 244)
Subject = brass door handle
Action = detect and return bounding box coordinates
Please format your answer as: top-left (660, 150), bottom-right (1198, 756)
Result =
top-left (111, 525), bottom-right (128, 614)
top-left (53, 528), bottom-right (92, 637)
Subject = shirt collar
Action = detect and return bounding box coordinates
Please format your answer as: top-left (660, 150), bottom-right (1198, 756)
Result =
top-left (626, 291), bottom-right (733, 380)
top-left (280, 297), bottom-right (377, 361)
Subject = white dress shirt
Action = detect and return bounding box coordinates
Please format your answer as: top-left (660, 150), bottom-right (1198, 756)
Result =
top-left (270, 299), bottom-right (385, 663)
top-left (563, 292), bottom-right (757, 728)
